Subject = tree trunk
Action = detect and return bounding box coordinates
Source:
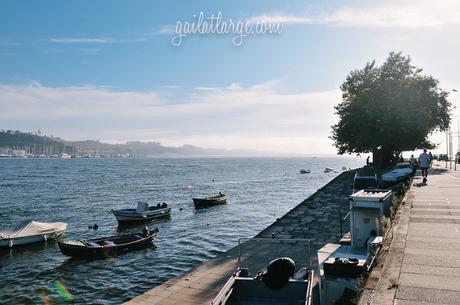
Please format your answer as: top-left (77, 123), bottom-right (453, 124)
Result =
top-left (373, 148), bottom-right (394, 169)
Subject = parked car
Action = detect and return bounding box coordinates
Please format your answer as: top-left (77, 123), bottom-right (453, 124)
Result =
top-left (439, 154), bottom-right (449, 161)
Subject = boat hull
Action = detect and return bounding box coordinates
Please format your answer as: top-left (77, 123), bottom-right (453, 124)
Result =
top-left (58, 229), bottom-right (158, 259)
top-left (193, 196), bottom-right (227, 209)
top-left (112, 207), bottom-right (171, 223)
top-left (0, 231), bottom-right (66, 248)
top-left (212, 269), bottom-right (314, 305)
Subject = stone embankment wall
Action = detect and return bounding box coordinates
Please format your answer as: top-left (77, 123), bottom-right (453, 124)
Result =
top-left (258, 170), bottom-right (356, 252)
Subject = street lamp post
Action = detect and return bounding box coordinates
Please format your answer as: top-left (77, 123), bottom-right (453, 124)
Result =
top-left (446, 130), bottom-right (449, 168)
top-left (450, 128), bottom-right (453, 169)
top-left (450, 89), bottom-right (460, 170)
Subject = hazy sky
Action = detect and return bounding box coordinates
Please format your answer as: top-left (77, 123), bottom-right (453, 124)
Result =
top-left (1, 0), bottom-right (460, 154)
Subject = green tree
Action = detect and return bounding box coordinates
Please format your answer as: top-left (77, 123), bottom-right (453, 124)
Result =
top-left (331, 52), bottom-right (451, 168)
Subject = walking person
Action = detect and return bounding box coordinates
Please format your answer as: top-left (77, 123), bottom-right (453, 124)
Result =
top-left (409, 154), bottom-right (416, 166)
top-left (419, 149), bottom-right (430, 184)
top-left (409, 154), bottom-right (417, 173)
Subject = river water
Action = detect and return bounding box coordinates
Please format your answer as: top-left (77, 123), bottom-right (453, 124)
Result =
top-left (0, 157), bottom-right (363, 304)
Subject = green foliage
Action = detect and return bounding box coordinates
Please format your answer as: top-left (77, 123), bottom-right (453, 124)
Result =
top-left (331, 52), bottom-right (451, 167)
top-left (0, 130), bottom-right (68, 153)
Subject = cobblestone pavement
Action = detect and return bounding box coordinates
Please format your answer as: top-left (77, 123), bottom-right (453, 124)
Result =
top-left (363, 167), bottom-right (460, 305)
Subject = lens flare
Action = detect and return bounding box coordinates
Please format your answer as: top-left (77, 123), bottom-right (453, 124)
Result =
top-left (55, 278), bottom-right (74, 302)
top-left (39, 289), bottom-right (52, 305)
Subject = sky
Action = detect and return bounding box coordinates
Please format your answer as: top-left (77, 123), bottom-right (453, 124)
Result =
top-left (1, 0), bottom-right (460, 155)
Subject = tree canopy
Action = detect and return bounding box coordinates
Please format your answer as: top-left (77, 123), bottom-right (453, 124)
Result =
top-left (331, 52), bottom-right (451, 168)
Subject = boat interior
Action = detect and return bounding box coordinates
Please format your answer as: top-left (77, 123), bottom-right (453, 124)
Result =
top-left (226, 277), bottom-right (311, 305)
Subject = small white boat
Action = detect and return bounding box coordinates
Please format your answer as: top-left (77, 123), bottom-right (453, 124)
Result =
top-left (112, 202), bottom-right (171, 223)
top-left (324, 167), bottom-right (335, 173)
top-left (0, 220), bottom-right (68, 248)
top-left (299, 169), bottom-right (311, 174)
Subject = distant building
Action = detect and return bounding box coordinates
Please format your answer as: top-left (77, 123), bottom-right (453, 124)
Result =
top-left (12, 149), bottom-right (26, 157)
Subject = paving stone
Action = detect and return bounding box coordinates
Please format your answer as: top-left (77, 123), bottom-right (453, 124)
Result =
top-left (401, 264), bottom-right (460, 278)
top-left (394, 299), bottom-right (450, 305)
top-left (364, 167), bottom-right (460, 305)
top-left (396, 286), bottom-right (460, 304)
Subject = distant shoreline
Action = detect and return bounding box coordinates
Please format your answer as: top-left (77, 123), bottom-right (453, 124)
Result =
top-left (0, 154), bottom-right (360, 159)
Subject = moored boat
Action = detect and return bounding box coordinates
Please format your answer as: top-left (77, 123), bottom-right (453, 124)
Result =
top-left (193, 193), bottom-right (227, 209)
top-left (0, 220), bottom-right (68, 248)
top-left (58, 227), bottom-right (159, 259)
top-left (112, 202), bottom-right (171, 223)
top-left (211, 238), bottom-right (314, 305)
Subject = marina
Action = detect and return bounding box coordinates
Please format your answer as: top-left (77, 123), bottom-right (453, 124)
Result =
top-left (0, 157), bottom-right (363, 304)
top-left (124, 161), bottom-right (417, 305)
top-left (1, 156), bottom-right (447, 305)
top-left (2, 1), bottom-right (459, 304)
top-left (124, 168), bottom-right (360, 304)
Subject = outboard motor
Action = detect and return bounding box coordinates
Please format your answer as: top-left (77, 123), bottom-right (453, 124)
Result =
top-left (262, 257), bottom-right (295, 290)
top-left (142, 227), bottom-right (150, 237)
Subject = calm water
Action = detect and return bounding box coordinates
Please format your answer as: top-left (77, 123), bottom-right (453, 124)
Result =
top-left (0, 157), bottom-right (363, 304)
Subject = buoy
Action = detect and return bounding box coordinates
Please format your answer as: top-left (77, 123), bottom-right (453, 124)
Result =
top-left (179, 208), bottom-right (183, 211)
top-left (93, 224), bottom-right (99, 230)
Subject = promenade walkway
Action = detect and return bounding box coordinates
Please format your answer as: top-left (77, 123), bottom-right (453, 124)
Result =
top-left (366, 164), bottom-right (460, 305)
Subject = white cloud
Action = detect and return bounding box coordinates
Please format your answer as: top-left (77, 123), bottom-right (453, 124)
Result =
top-left (78, 48), bottom-right (101, 54)
top-left (0, 81), bottom-right (341, 154)
top-left (193, 87), bottom-right (217, 91)
top-left (249, 0), bottom-right (460, 28)
top-left (49, 37), bottom-right (115, 44)
top-left (48, 31), bottom-right (168, 45)
top-left (247, 15), bottom-right (313, 25)
top-left (156, 25), bottom-right (176, 35)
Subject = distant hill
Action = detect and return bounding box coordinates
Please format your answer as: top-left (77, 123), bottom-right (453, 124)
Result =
top-left (0, 130), bottom-right (72, 155)
top-left (0, 130), bottom-right (264, 157)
